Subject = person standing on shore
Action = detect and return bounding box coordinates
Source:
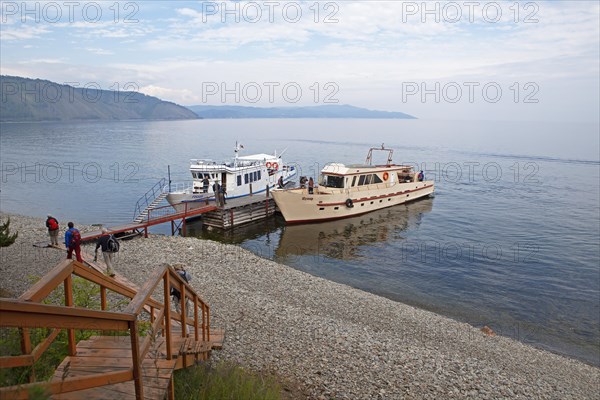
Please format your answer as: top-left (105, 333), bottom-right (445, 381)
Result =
top-left (220, 185), bottom-right (227, 205)
top-left (170, 264), bottom-right (192, 315)
top-left (45, 214), bottom-right (59, 247)
top-left (94, 228), bottom-right (119, 277)
top-left (213, 181), bottom-right (223, 206)
top-left (64, 222), bottom-right (83, 263)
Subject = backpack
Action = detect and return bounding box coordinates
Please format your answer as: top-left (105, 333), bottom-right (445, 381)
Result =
top-left (70, 229), bottom-right (81, 247)
top-left (48, 218), bottom-right (58, 231)
top-left (107, 235), bottom-right (120, 252)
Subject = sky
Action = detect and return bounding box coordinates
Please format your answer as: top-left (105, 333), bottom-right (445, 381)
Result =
top-left (1, 1), bottom-right (599, 121)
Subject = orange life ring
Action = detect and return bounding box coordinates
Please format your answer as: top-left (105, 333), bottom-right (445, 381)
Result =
top-left (272, 162), bottom-right (279, 170)
top-left (266, 162), bottom-right (272, 168)
top-left (383, 172), bottom-right (389, 181)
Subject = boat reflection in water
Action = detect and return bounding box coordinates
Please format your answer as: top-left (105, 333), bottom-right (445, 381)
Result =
top-left (275, 197), bottom-right (433, 262)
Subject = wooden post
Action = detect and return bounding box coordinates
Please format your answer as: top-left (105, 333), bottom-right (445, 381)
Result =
top-left (201, 304), bottom-right (206, 341)
top-left (144, 226), bottom-right (148, 238)
top-left (168, 377), bottom-right (175, 400)
top-left (266, 184), bottom-right (269, 198)
top-left (206, 307), bottom-right (211, 341)
top-left (249, 183), bottom-right (253, 195)
top-left (182, 218), bottom-right (187, 236)
top-left (163, 273), bottom-right (172, 359)
top-left (100, 286), bottom-right (107, 310)
top-left (193, 297), bottom-right (199, 342)
top-left (180, 283), bottom-right (187, 338)
top-left (19, 328), bottom-right (35, 382)
top-left (129, 320), bottom-right (144, 400)
top-left (64, 275), bottom-right (76, 356)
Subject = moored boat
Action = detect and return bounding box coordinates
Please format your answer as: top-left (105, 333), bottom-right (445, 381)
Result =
top-left (272, 146), bottom-right (434, 223)
top-left (167, 143), bottom-right (297, 210)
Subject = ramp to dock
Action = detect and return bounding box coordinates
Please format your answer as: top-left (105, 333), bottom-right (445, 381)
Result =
top-left (0, 257), bottom-right (224, 400)
top-left (81, 202), bottom-right (218, 242)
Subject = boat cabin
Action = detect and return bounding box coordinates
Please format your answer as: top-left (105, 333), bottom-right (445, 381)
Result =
top-left (318, 164), bottom-right (417, 191)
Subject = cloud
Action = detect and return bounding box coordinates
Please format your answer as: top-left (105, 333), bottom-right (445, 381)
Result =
top-left (0, 25), bottom-right (50, 40)
top-left (1, 1), bottom-right (597, 121)
top-left (85, 47), bottom-right (114, 55)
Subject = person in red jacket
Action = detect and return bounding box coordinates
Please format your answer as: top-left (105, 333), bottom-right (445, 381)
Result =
top-left (45, 214), bottom-right (59, 247)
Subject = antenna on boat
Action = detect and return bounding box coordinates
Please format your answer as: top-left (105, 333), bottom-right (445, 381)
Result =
top-left (234, 141), bottom-right (244, 167)
top-left (278, 147), bottom-right (288, 159)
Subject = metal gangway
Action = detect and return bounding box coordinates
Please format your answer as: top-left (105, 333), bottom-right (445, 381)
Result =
top-left (133, 178), bottom-right (170, 223)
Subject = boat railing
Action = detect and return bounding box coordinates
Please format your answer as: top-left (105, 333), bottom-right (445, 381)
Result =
top-left (310, 181), bottom-right (395, 196)
top-left (190, 159), bottom-right (216, 165)
top-left (170, 181), bottom-right (195, 193)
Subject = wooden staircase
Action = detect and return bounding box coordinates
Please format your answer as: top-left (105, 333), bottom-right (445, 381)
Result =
top-left (0, 258), bottom-right (224, 400)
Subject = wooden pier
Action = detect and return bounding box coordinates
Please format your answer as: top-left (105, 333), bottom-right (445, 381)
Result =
top-left (0, 255), bottom-right (224, 400)
top-left (80, 193), bottom-right (276, 241)
top-left (202, 194), bottom-right (277, 230)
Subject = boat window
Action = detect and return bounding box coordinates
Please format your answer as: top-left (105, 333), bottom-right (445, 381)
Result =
top-left (373, 174), bottom-right (383, 184)
top-left (358, 175), bottom-right (366, 186)
top-left (237, 175), bottom-right (242, 186)
top-left (365, 175), bottom-right (372, 185)
top-left (258, 171), bottom-right (261, 180)
top-left (253, 171), bottom-right (258, 181)
top-left (398, 173), bottom-right (413, 182)
top-left (323, 175), bottom-right (344, 188)
top-left (244, 174), bottom-right (249, 184)
top-left (351, 176), bottom-right (357, 187)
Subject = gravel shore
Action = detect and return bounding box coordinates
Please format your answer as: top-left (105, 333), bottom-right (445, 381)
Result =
top-left (1, 213), bottom-right (599, 399)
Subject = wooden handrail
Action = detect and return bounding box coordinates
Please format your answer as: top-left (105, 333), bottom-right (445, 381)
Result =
top-left (0, 369), bottom-right (134, 399)
top-left (1, 260), bottom-right (213, 400)
top-left (18, 259), bottom-right (74, 302)
top-left (73, 261), bottom-right (164, 310)
top-left (124, 266), bottom-right (167, 315)
top-left (0, 300), bottom-right (134, 331)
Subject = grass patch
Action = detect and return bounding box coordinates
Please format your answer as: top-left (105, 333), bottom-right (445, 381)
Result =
top-left (174, 361), bottom-right (282, 400)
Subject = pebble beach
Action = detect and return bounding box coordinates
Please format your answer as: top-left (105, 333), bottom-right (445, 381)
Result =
top-left (1, 213), bottom-right (598, 399)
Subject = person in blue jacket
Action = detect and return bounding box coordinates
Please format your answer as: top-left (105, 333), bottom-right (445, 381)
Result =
top-left (65, 222), bottom-right (83, 262)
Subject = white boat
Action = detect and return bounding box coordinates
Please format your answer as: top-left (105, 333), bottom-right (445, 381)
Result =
top-left (272, 146), bottom-right (434, 224)
top-left (275, 197), bottom-right (433, 259)
top-left (167, 144), bottom-right (297, 209)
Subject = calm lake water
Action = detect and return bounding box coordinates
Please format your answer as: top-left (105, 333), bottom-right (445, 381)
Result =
top-left (1, 119), bottom-right (599, 365)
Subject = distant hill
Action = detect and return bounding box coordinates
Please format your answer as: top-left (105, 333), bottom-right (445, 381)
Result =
top-left (0, 76), bottom-right (198, 122)
top-left (187, 104), bottom-right (416, 119)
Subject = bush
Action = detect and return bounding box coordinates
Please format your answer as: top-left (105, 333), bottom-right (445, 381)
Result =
top-left (0, 218), bottom-right (18, 247)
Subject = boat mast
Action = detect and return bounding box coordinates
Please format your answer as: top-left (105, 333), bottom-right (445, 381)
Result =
top-left (234, 141), bottom-right (243, 168)
top-left (365, 143), bottom-right (394, 166)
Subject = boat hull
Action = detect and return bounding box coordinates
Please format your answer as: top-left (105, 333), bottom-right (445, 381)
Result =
top-left (272, 180), bottom-right (434, 223)
top-left (165, 192), bottom-right (212, 212)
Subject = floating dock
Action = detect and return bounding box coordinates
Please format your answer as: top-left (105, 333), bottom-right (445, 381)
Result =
top-left (202, 194), bottom-right (277, 229)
